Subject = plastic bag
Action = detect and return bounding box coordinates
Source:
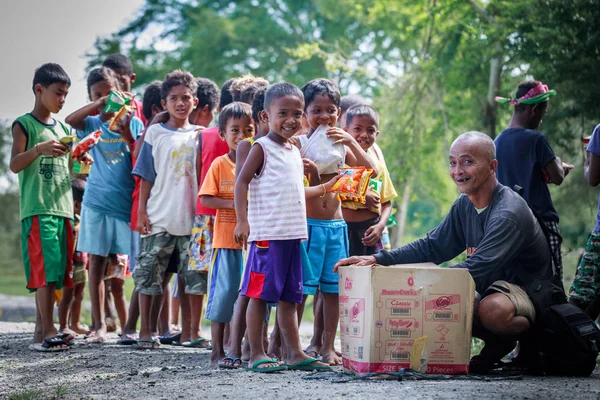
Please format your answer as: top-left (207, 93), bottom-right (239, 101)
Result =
top-left (300, 125), bottom-right (345, 175)
top-left (72, 129), bottom-right (101, 159)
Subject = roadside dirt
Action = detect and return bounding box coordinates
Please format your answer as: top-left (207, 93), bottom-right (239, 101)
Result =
top-left (1, 322), bottom-right (599, 399)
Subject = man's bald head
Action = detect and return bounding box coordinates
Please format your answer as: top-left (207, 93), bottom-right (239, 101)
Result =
top-left (451, 131), bottom-right (496, 162)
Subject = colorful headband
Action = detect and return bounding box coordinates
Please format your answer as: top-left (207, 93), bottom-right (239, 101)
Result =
top-left (495, 82), bottom-right (557, 105)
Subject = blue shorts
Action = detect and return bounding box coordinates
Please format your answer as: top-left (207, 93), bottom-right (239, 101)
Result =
top-left (129, 230), bottom-right (140, 273)
top-left (303, 219), bottom-right (349, 295)
top-left (206, 248), bottom-right (243, 323)
top-left (77, 205), bottom-right (131, 257)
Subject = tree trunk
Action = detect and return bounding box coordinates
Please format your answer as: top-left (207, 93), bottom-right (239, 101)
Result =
top-left (485, 43), bottom-right (502, 138)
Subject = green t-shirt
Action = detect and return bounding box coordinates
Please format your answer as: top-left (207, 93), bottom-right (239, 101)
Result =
top-left (14, 113), bottom-right (73, 221)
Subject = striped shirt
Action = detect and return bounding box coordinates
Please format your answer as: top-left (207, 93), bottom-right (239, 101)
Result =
top-left (248, 136), bottom-right (307, 242)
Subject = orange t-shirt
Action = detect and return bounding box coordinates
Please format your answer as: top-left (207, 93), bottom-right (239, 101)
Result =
top-left (198, 154), bottom-right (240, 249)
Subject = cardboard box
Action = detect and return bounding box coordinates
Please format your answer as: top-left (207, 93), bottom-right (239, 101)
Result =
top-left (339, 263), bottom-right (475, 375)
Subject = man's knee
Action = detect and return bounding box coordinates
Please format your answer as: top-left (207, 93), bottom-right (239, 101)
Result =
top-left (477, 293), bottom-right (515, 334)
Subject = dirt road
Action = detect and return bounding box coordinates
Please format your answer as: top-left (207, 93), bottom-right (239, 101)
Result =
top-left (1, 323), bottom-right (599, 399)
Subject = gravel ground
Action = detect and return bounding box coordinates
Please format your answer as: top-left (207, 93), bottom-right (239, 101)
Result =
top-left (1, 322), bottom-right (599, 400)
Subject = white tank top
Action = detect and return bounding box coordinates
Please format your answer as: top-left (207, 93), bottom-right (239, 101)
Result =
top-left (248, 136), bottom-right (308, 242)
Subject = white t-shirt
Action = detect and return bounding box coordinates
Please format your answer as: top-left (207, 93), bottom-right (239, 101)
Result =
top-left (133, 123), bottom-right (198, 236)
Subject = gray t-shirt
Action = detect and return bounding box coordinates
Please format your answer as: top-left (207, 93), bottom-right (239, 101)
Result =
top-left (374, 184), bottom-right (552, 293)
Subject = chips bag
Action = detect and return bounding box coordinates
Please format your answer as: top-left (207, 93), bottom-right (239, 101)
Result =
top-left (330, 167), bottom-right (365, 194)
top-left (72, 129), bottom-right (101, 159)
top-left (300, 125), bottom-right (345, 175)
top-left (108, 106), bottom-right (129, 131)
top-left (103, 91), bottom-right (132, 113)
top-left (59, 135), bottom-right (76, 152)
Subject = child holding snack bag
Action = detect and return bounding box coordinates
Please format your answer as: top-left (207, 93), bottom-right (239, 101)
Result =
top-left (65, 66), bottom-right (143, 343)
top-left (341, 105), bottom-right (397, 256)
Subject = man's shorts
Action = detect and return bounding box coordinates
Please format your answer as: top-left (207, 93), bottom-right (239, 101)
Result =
top-left (241, 240), bottom-right (303, 305)
top-left (188, 214), bottom-right (214, 272)
top-left (346, 216), bottom-right (382, 256)
top-left (21, 215), bottom-right (74, 292)
top-left (206, 248), bottom-right (243, 323)
top-left (303, 219), bottom-right (349, 295)
top-left (485, 280), bottom-right (536, 322)
top-left (133, 232), bottom-right (191, 296)
top-left (77, 205), bottom-right (131, 257)
top-left (569, 231), bottom-right (600, 308)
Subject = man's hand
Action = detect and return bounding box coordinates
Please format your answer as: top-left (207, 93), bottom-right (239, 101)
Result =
top-left (327, 127), bottom-right (355, 146)
top-left (333, 255), bottom-right (377, 272)
top-left (39, 139), bottom-right (68, 157)
top-left (234, 221), bottom-right (250, 250)
top-left (137, 210), bottom-right (152, 235)
top-left (363, 223), bottom-right (384, 247)
top-left (364, 191), bottom-right (380, 210)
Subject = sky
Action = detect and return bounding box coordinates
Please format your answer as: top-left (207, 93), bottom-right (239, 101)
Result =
top-left (0, 0), bottom-right (145, 122)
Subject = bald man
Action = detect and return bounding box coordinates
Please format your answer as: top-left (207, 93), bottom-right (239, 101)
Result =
top-left (335, 131), bottom-right (554, 373)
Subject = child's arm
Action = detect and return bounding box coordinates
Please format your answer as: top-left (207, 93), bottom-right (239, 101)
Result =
top-left (235, 140), bottom-right (252, 179)
top-left (363, 201), bottom-right (392, 247)
top-left (302, 158), bottom-right (321, 185)
top-left (326, 127), bottom-right (378, 175)
top-left (10, 123), bottom-right (67, 173)
top-left (65, 98), bottom-right (106, 131)
top-left (137, 178), bottom-right (153, 234)
top-left (200, 195), bottom-right (234, 210)
top-left (305, 174), bottom-right (342, 199)
top-left (234, 144), bottom-right (265, 248)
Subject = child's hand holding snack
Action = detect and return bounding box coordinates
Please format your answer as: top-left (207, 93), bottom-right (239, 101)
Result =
top-left (38, 139), bottom-right (68, 157)
top-left (112, 111), bottom-right (135, 144)
top-left (327, 126), bottom-right (355, 146)
top-left (364, 190), bottom-right (381, 210)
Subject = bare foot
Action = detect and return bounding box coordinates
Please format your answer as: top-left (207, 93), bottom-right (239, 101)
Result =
top-left (70, 324), bottom-right (91, 335)
top-left (105, 317), bottom-right (117, 333)
top-left (59, 327), bottom-right (78, 336)
top-left (86, 329), bottom-right (107, 344)
top-left (320, 349), bottom-right (343, 366)
top-left (241, 340), bottom-right (251, 361)
top-left (303, 344), bottom-right (320, 359)
top-left (210, 349), bottom-right (227, 369)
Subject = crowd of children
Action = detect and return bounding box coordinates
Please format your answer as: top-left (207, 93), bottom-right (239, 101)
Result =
top-left (10, 56), bottom-right (398, 371)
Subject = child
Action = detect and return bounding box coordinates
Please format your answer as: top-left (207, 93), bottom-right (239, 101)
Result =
top-left (10, 63), bottom-right (76, 351)
top-left (65, 66), bottom-right (143, 343)
top-left (180, 77), bottom-right (220, 348)
top-left (223, 86), bottom-right (270, 368)
top-left (342, 105), bottom-right (397, 255)
top-left (58, 179), bottom-right (89, 336)
top-left (199, 102), bottom-right (255, 367)
top-left (234, 82), bottom-right (335, 372)
top-left (296, 78), bottom-right (377, 365)
top-left (103, 53), bottom-right (147, 125)
top-left (132, 70), bottom-right (201, 349)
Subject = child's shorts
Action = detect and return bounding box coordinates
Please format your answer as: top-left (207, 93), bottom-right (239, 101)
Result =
top-left (105, 254), bottom-right (128, 280)
top-left (72, 251), bottom-right (87, 285)
top-left (303, 219), bottom-right (349, 295)
top-left (129, 230), bottom-right (140, 273)
top-left (133, 232), bottom-right (190, 296)
top-left (206, 248), bottom-right (243, 323)
top-left (21, 215), bottom-right (74, 292)
top-left (347, 216), bottom-right (382, 256)
top-left (569, 231), bottom-right (600, 308)
top-left (241, 240), bottom-right (303, 305)
top-left (77, 205), bottom-right (131, 257)
top-left (188, 214), bottom-right (214, 272)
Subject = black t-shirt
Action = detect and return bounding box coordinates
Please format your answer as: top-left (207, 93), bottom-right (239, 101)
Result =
top-left (494, 128), bottom-right (558, 222)
top-left (374, 184), bottom-right (553, 293)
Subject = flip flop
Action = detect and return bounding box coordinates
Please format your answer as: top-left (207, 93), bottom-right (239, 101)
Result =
top-left (57, 332), bottom-right (75, 346)
top-left (285, 357), bottom-right (332, 371)
top-left (40, 336), bottom-right (71, 352)
top-left (133, 339), bottom-right (160, 350)
top-left (218, 357), bottom-right (243, 369)
top-left (159, 331), bottom-right (182, 345)
top-left (117, 334), bottom-right (138, 345)
top-left (29, 341), bottom-right (69, 352)
top-left (245, 358), bottom-right (287, 373)
top-left (303, 349), bottom-right (320, 359)
top-left (181, 338), bottom-right (211, 348)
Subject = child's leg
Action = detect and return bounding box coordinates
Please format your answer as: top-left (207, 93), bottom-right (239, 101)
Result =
top-left (33, 293), bottom-right (43, 343)
top-left (110, 277), bottom-right (128, 333)
top-left (320, 292), bottom-right (342, 365)
top-left (151, 272), bottom-right (173, 335)
top-left (189, 294), bottom-right (206, 342)
top-left (121, 289), bottom-right (139, 336)
top-left (88, 255), bottom-right (108, 339)
top-left (70, 282), bottom-right (88, 334)
top-left (267, 312), bottom-right (282, 359)
top-left (178, 275), bottom-right (192, 342)
top-left (138, 293), bottom-right (155, 341)
top-left (210, 322), bottom-right (226, 367)
top-left (305, 291), bottom-right (324, 356)
top-left (246, 298), bottom-right (278, 367)
top-left (58, 286), bottom-right (74, 334)
top-left (36, 283), bottom-right (59, 340)
top-left (170, 291), bottom-right (180, 329)
top-left (158, 282), bottom-right (171, 335)
top-left (228, 294), bottom-right (250, 359)
top-left (104, 278), bottom-right (117, 333)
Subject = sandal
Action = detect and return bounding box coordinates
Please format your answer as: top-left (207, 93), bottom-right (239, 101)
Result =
top-left (218, 357), bottom-right (243, 369)
top-left (133, 339), bottom-right (160, 350)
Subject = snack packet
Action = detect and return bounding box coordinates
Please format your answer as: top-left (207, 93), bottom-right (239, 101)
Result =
top-left (337, 168), bottom-right (374, 204)
top-left (72, 129), bottom-right (101, 159)
top-left (329, 167), bottom-right (365, 194)
top-left (104, 254), bottom-right (128, 280)
top-left (108, 106), bottom-right (129, 131)
top-left (369, 179), bottom-right (382, 194)
top-left (103, 91), bottom-right (132, 113)
top-left (59, 136), bottom-right (76, 152)
top-left (73, 160), bottom-right (91, 175)
top-left (300, 125), bottom-right (345, 175)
